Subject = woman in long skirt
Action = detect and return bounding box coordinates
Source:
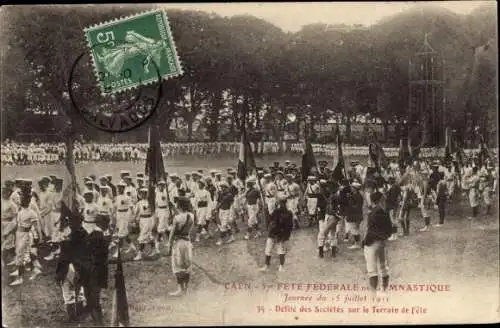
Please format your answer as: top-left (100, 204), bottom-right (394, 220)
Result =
top-left (167, 196), bottom-right (195, 296)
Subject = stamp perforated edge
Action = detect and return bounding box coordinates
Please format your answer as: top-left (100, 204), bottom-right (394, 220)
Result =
top-left (83, 8), bottom-right (184, 96)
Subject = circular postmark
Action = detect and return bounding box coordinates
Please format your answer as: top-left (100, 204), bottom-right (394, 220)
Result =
top-left (67, 40), bottom-right (162, 133)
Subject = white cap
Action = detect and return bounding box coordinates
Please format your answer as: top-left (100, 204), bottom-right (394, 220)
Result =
top-left (351, 182), bottom-right (362, 188)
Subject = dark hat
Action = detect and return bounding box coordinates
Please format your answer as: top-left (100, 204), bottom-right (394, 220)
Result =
top-left (39, 176), bottom-right (51, 184)
top-left (137, 172), bottom-right (145, 178)
top-left (4, 179), bottom-right (15, 188)
top-left (88, 174), bottom-right (96, 181)
top-left (38, 179), bottom-right (49, 188)
top-left (273, 161), bottom-right (279, 165)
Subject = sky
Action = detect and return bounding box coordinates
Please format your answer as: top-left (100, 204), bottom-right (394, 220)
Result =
top-left (159, 1), bottom-right (493, 32)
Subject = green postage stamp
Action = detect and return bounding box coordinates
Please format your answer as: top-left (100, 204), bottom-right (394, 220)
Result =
top-left (84, 9), bottom-right (183, 94)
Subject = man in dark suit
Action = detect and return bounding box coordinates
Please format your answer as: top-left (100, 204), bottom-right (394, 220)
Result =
top-left (363, 191), bottom-right (393, 297)
top-left (76, 213), bottom-right (110, 326)
top-left (56, 207), bottom-right (87, 324)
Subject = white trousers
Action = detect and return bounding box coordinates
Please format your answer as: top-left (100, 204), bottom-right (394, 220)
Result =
top-left (363, 240), bottom-right (389, 278)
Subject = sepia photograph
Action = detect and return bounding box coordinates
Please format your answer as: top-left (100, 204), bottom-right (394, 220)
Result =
top-left (1, 1), bottom-right (498, 326)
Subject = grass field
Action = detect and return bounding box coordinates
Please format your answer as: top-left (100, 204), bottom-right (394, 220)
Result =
top-left (2, 154), bottom-right (499, 326)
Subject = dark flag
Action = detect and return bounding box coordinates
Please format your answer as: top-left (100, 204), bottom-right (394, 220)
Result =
top-left (398, 139), bottom-right (411, 170)
top-left (478, 133), bottom-right (490, 166)
top-left (301, 134), bottom-right (317, 183)
top-left (377, 143), bottom-right (389, 170)
top-left (111, 248), bottom-right (130, 326)
top-left (408, 128), bottom-right (422, 163)
top-left (60, 131), bottom-right (82, 229)
top-left (239, 114), bottom-right (269, 226)
top-left (407, 135), bottom-right (413, 164)
top-left (237, 122), bottom-right (256, 181)
top-left (368, 142), bottom-right (389, 172)
top-left (332, 125), bottom-right (346, 182)
top-left (444, 127), bottom-right (453, 164)
top-left (368, 143), bottom-right (378, 168)
top-left (145, 125), bottom-right (166, 212)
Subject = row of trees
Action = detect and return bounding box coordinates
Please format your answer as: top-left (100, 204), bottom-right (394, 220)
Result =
top-left (0, 3), bottom-right (497, 146)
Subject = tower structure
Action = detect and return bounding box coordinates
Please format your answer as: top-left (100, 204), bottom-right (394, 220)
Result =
top-left (408, 33), bottom-right (445, 146)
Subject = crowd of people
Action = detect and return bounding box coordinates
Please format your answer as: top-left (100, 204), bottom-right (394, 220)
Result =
top-left (2, 141), bottom-right (485, 166)
top-left (1, 148), bottom-right (498, 325)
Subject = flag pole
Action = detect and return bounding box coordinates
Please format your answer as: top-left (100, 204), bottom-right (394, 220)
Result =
top-left (337, 125), bottom-right (348, 181)
top-left (242, 108), bottom-right (269, 226)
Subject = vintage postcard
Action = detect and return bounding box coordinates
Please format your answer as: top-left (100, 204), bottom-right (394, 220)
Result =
top-left (1, 2), bottom-right (498, 326)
